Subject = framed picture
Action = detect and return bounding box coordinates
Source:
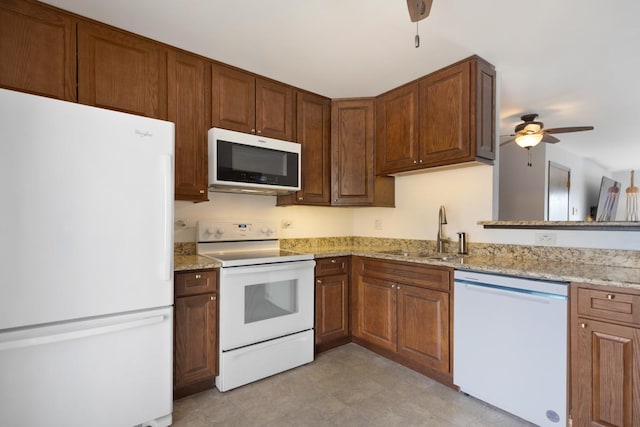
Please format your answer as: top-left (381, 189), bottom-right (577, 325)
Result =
top-left (595, 176), bottom-right (622, 221)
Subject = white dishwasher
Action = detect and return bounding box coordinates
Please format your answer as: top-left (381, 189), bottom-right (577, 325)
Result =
top-left (453, 270), bottom-right (568, 426)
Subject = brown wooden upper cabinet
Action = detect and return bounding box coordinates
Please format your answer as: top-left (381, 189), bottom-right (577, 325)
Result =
top-left (211, 64), bottom-right (294, 141)
top-left (168, 50), bottom-right (210, 201)
top-left (77, 20), bottom-right (167, 119)
top-left (277, 90), bottom-right (331, 206)
top-left (331, 98), bottom-right (394, 207)
top-left (0, 0), bottom-right (76, 101)
top-left (376, 55), bottom-right (495, 174)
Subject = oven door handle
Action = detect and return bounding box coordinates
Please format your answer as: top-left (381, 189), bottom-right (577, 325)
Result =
top-left (220, 260), bottom-right (316, 276)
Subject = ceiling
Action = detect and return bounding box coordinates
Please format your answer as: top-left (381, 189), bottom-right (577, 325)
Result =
top-left (42, 0), bottom-right (640, 172)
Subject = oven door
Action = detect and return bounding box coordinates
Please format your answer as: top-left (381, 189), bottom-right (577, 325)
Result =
top-left (219, 260), bottom-right (315, 351)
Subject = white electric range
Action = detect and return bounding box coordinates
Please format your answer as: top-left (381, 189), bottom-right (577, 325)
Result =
top-left (197, 220), bottom-right (315, 392)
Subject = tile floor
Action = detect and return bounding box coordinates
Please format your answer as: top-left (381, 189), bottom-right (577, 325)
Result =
top-left (172, 343), bottom-right (535, 426)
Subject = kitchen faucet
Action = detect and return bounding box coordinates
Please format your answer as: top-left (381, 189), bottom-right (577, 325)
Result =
top-left (437, 205), bottom-right (447, 253)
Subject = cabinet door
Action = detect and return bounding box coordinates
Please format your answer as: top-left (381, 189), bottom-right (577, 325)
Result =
top-left (255, 78), bottom-right (293, 140)
top-left (77, 21), bottom-right (166, 119)
top-left (174, 293), bottom-right (217, 390)
top-left (573, 318), bottom-right (640, 427)
top-left (315, 273), bottom-right (349, 348)
top-left (376, 83), bottom-right (420, 174)
top-left (419, 60), bottom-right (471, 166)
top-left (354, 275), bottom-right (396, 352)
top-left (211, 64), bottom-right (255, 134)
top-left (331, 98), bottom-right (376, 205)
top-left (473, 58), bottom-right (496, 161)
top-left (0, 0), bottom-right (76, 101)
top-left (168, 50), bottom-right (209, 201)
top-left (397, 284), bottom-right (449, 373)
top-left (287, 90), bottom-right (331, 205)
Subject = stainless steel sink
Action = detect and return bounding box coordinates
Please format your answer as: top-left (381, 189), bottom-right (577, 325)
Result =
top-left (423, 255), bottom-right (461, 261)
top-left (375, 250), bottom-right (461, 261)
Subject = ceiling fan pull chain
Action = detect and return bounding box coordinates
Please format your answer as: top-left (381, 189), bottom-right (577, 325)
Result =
top-left (527, 148), bottom-right (532, 167)
top-left (415, 22), bottom-right (420, 48)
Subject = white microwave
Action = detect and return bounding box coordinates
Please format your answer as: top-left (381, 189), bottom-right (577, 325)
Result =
top-left (208, 128), bottom-right (301, 195)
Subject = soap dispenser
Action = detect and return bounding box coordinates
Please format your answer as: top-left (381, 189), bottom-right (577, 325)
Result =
top-left (456, 232), bottom-right (468, 255)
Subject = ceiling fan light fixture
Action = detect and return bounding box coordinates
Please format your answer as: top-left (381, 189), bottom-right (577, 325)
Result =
top-left (515, 132), bottom-right (543, 148)
top-left (523, 123), bottom-right (541, 133)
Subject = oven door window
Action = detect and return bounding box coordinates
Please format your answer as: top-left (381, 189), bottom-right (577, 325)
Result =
top-left (245, 279), bottom-right (298, 324)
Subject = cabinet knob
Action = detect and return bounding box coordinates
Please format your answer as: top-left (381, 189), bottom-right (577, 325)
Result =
top-left (391, 284), bottom-right (395, 289)
top-left (331, 259), bottom-right (337, 263)
top-left (397, 286), bottom-right (401, 290)
top-left (199, 189), bottom-right (205, 194)
top-left (607, 294), bottom-right (615, 300)
top-left (298, 197), bottom-right (303, 201)
top-left (210, 296), bottom-right (216, 301)
top-left (195, 274), bottom-right (202, 279)
top-left (413, 160), bottom-right (417, 164)
top-left (419, 159), bottom-right (423, 163)
top-left (257, 130), bottom-right (262, 134)
top-left (251, 128), bottom-right (256, 133)
top-left (316, 279), bottom-right (322, 284)
top-left (580, 323), bottom-right (587, 328)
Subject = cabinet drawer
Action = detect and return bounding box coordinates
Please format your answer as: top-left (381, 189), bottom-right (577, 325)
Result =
top-left (175, 269), bottom-right (218, 297)
top-left (316, 257), bottom-right (348, 276)
top-left (577, 287), bottom-right (640, 326)
top-left (358, 258), bottom-right (450, 292)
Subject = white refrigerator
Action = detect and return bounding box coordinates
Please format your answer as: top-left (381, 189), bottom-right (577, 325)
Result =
top-left (0, 89), bottom-right (174, 427)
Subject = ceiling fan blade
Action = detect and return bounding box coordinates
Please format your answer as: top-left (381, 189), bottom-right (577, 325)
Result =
top-left (499, 134), bottom-right (516, 145)
top-left (407, 0), bottom-right (433, 22)
top-left (541, 133), bottom-right (560, 143)
top-left (545, 126), bottom-right (594, 134)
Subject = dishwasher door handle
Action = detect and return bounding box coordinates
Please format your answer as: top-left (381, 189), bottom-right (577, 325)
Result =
top-left (455, 279), bottom-right (568, 302)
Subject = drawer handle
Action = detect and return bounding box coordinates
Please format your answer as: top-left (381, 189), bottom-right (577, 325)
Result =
top-left (580, 323), bottom-right (587, 328)
top-left (607, 294), bottom-right (615, 300)
top-left (195, 274), bottom-right (202, 279)
top-left (211, 296), bottom-right (216, 301)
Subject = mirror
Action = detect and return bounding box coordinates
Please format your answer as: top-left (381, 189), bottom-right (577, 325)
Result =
top-left (497, 141), bottom-right (634, 222)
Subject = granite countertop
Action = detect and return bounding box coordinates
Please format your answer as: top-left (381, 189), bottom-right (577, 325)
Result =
top-left (313, 248), bottom-right (640, 290)
top-left (174, 254), bottom-right (221, 271)
top-left (174, 248), bottom-right (640, 290)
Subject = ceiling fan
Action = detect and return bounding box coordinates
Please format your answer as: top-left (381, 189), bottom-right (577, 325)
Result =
top-left (407, 0), bottom-right (433, 48)
top-left (504, 113), bottom-right (595, 149)
top-left (407, 0), bottom-right (433, 21)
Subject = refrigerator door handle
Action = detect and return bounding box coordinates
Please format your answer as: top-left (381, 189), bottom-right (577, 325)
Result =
top-left (160, 153), bottom-right (173, 282)
top-left (0, 314), bottom-right (167, 351)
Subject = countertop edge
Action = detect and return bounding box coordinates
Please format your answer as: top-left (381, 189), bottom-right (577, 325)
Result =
top-left (174, 250), bottom-right (640, 290)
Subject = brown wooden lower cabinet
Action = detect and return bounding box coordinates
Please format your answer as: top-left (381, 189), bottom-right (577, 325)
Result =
top-left (174, 269), bottom-right (218, 399)
top-left (315, 257), bottom-right (351, 353)
top-left (571, 283), bottom-right (640, 427)
top-left (352, 256), bottom-right (452, 385)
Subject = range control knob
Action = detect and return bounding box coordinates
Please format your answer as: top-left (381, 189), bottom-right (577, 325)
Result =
top-left (206, 227), bottom-right (224, 239)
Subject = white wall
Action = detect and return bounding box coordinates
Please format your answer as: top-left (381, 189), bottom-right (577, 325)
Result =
top-left (498, 142), bottom-right (546, 220)
top-left (352, 164), bottom-right (493, 244)
top-left (174, 192), bottom-right (354, 242)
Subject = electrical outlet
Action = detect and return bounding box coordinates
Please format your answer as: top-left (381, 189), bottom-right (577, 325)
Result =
top-left (281, 219), bottom-right (293, 229)
top-left (374, 219), bottom-right (383, 230)
top-left (535, 232), bottom-right (557, 245)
